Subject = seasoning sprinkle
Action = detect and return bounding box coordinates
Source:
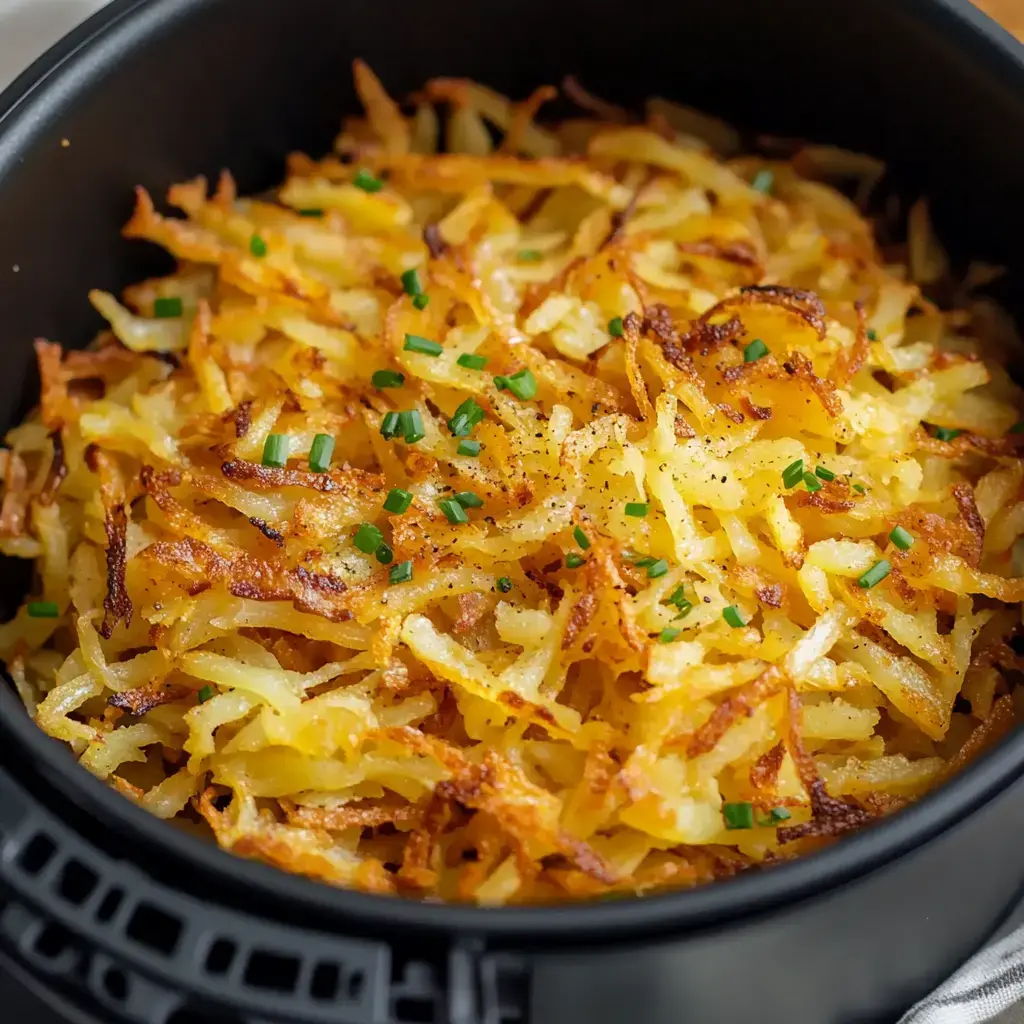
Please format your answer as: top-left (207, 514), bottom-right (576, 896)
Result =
top-left (574, 526), bottom-right (591, 550)
top-left (153, 297), bottom-right (183, 318)
top-left (457, 353), bottom-right (488, 370)
top-left (261, 434), bottom-right (289, 468)
top-left (608, 317), bottom-right (625, 338)
top-left (404, 334), bottom-right (443, 357)
top-left (743, 338), bottom-right (769, 362)
top-left (354, 522), bottom-right (384, 554)
top-left (858, 559), bottom-right (891, 589)
top-left (889, 525), bottom-right (914, 551)
top-left (383, 488), bottom-right (413, 514)
top-left (624, 502), bottom-right (649, 518)
top-left (389, 561), bottom-right (413, 584)
top-left (27, 601), bottom-right (59, 618)
top-left (353, 168), bottom-right (383, 193)
top-left (457, 440), bottom-right (481, 457)
top-left (372, 369), bottom-right (405, 389)
top-left (722, 605), bottom-right (746, 628)
top-left (308, 433), bottom-right (334, 472)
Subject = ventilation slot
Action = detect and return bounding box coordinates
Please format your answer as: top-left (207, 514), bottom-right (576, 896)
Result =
top-left (244, 949), bottom-right (300, 993)
top-left (103, 966), bottom-right (129, 1002)
top-left (392, 960), bottom-right (438, 1024)
top-left (204, 938), bottom-right (236, 976)
top-left (59, 859), bottom-right (99, 906)
top-left (18, 833), bottom-right (56, 875)
top-left (33, 921), bottom-right (74, 960)
top-left (127, 902), bottom-right (182, 956)
top-left (165, 1006), bottom-right (243, 1024)
top-left (96, 888), bottom-right (124, 923)
top-left (310, 962), bottom-right (339, 1000)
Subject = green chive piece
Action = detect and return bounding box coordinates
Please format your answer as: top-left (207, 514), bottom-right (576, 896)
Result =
top-left (401, 268), bottom-right (424, 297)
top-left (448, 398), bottom-right (485, 437)
top-left (666, 585), bottom-right (688, 606)
top-left (673, 600), bottom-right (694, 619)
top-left (297, 208), bottom-right (324, 217)
top-left (934, 426), bottom-right (962, 442)
top-left (646, 559), bottom-right (669, 579)
top-left (26, 601), bottom-right (59, 618)
top-left (608, 317), bottom-right (625, 338)
top-left (457, 440), bottom-right (481, 457)
top-left (249, 234), bottom-right (268, 258)
top-left (867, 328), bottom-right (878, 341)
top-left (262, 434), bottom-right (289, 468)
top-left (625, 502), bottom-right (649, 518)
top-left (633, 557), bottom-right (657, 568)
top-left (889, 525), bottom-right (914, 551)
top-left (457, 353), bottom-right (488, 370)
top-left (439, 498), bottom-right (469, 524)
top-left (354, 522), bottom-right (384, 554)
top-left (1011, 421), bottom-right (1024, 435)
top-left (723, 605), bottom-right (746, 628)
top-left (853, 483), bottom-right (866, 494)
top-left (658, 626), bottom-right (682, 644)
top-left (404, 334), bottom-right (443, 357)
top-left (353, 169), bottom-right (383, 193)
top-left (518, 249), bottom-right (543, 262)
top-left (751, 170), bottom-right (774, 195)
top-left (380, 411), bottom-right (402, 440)
top-left (153, 296), bottom-right (183, 318)
top-left (372, 369), bottom-right (405, 389)
top-left (743, 338), bottom-right (769, 363)
top-left (389, 561), bottom-right (413, 584)
top-left (412, 293), bottom-right (430, 310)
top-left (497, 577), bottom-right (513, 593)
top-left (197, 685), bottom-right (215, 704)
top-left (383, 488), bottom-right (413, 514)
top-left (495, 368), bottom-right (538, 401)
top-left (375, 542), bottom-right (394, 565)
top-left (565, 553), bottom-right (586, 569)
top-left (574, 526), bottom-right (591, 550)
top-left (399, 409), bottom-right (426, 444)
top-left (815, 465), bottom-right (835, 482)
top-left (769, 807), bottom-right (791, 823)
top-left (803, 471), bottom-right (822, 493)
top-left (454, 491), bottom-right (483, 509)
top-left (308, 433), bottom-right (335, 472)
top-left (782, 459), bottom-right (805, 489)
top-left (858, 559), bottom-right (891, 589)
top-left (723, 802), bottom-right (756, 829)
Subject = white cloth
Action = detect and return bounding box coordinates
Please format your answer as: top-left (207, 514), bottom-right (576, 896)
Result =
top-left (3, 3), bottom-right (1024, 1024)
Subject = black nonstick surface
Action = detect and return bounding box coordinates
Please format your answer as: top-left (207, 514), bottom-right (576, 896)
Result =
top-left (2, 2), bottom-right (1024, 1023)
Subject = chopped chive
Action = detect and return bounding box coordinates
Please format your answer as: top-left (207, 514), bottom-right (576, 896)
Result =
top-left (646, 559), bottom-right (669, 579)
top-left (262, 434), bottom-right (289, 468)
top-left (574, 526), bottom-right (591, 550)
top-left (673, 600), bottom-right (694, 619)
top-left (866, 328), bottom-right (878, 341)
top-left (723, 801), bottom-right (756, 829)
top-left (457, 439), bottom-right (481, 457)
top-left (404, 334), bottom-right (443, 356)
top-left (743, 338), bottom-right (769, 362)
top-left (934, 426), bottom-right (962, 442)
top-left (858, 559), bottom-right (891, 589)
top-left (353, 168), bottom-right (383, 193)
top-left (375, 541), bottom-right (394, 565)
top-left (803, 471), bottom-right (822, 493)
top-left (399, 409), bottom-right (426, 444)
top-left (197, 685), bottom-right (215, 704)
top-left (439, 498), bottom-right (469, 524)
top-left (27, 601), bottom-right (59, 618)
top-left (457, 353), bottom-right (488, 370)
top-left (625, 502), bottom-right (649, 518)
top-left (853, 483), bottom-right (866, 494)
top-left (889, 525), bottom-right (914, 551)
top-left (383, 488), bottom-right (413, 514)
top-left (153, 296), bottom-right (183, 318)
top-left (768, 807), bottom-right (791, 822)
top-left (372, 369), bottom-right (405, 389)
top-left (297, 208), bottom-right (324, 217)
top-left (497, 577), bottom-right (513, 593)
top-left (249, 234), bottom-right (268, 258)
top-left (354, 522), bottom-right (384, 554)
top-left (380, 411), bottom-right (402, 440)
top-left (608, 317), bottom-right (625, 338)
top-left (633, 557), bottom-right (657, 568)
top-left (308, 433), bottom-right (335, 472)
top-left (401, 268), bottom-right (424, 297)
top-left (517, 249), bottom-right (542, 262)
top-left (454, 491), bottom-right (483, 509)
top-left (448, 398), bottom-right (485, 437)
top-left (565, 553), bottom-right (586, 569)
top-left (412, 293), bottom-right (430, 310)
top-left (1011, 421), bottom-right (1024, 435)
top-left (658, 626), bottom-right (682, 644)
top-left (389, 560), bottom-right (413, 584)
top-left (782, 459), bottom-right (805, 489)
top-left (815, 465), bottom-right (835, 482)
top-left (751, 170), bottom-right (774, 195)
top-left (722, 605), bottom-right (746, 628)
top-left (666, 585), bottom-right (688, 607)
top-left (494, 368), bottom-right (538, 401)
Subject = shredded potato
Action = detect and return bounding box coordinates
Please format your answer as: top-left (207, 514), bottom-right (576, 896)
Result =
top-left (4, 65), bottom-right (1024, 904)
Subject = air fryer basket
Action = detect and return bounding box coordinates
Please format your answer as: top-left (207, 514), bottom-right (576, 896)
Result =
top-left (2, 2), bottom-right (1024, 1022)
